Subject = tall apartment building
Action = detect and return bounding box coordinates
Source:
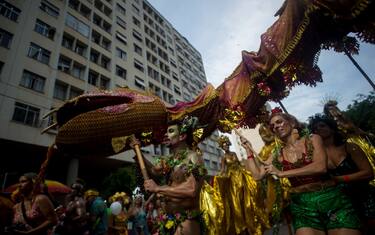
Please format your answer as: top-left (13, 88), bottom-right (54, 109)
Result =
top-left (0, 0), bottom-right (222, 184)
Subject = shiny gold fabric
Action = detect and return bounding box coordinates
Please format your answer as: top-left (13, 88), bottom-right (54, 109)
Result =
top-left (200, 181), bottom-right (224, 235)
top-left (214, 161), bottom-right (270, 235)
top-left (347, 136), bottom-right (375, 186)
top-left (258, 143), bottom-right (291, 222)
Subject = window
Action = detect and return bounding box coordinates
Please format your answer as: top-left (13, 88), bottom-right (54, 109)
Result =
top-left (91, 30), bottom-right (101, 44)
top-left (0, 1), bottom-right (21, 22)
top-left (0, 61), bottom-right (4, 74)
top-left (62, 34), bottom-right (74, 49)
top-left (116, 65), bottom-right (127, 79)
top-left (0, 28), bottom-right (13, 49)
top-left (12, 102), bottom-right (40, 127)
top-left (100, 76), bottom-right (110, 89)
top-left (71, 63), bottom-right (85, 79)
top-left (134, 76), bottom-right (145, 90)
top-left (74, 41), bottom-right (87, 57)
top-left (34, 19), bottom-right (55, 39)
top-left (131, 4), bottom-right (140, 15)
top-left (27, 43), bottom-right (51, 64)
top-left (88, 70), bottom-right (98, 86)
top-left (101, 56), bottom-right (110, 70)
top-left (68, 0), bottom-right (79, 10)
top-left (101, 38), bottom-right (111, 51)
top-left (116, 47), bottom-right (127, 60)
top-left (132, 29), bottom-right (142, 42)
top-left (134, 43), bottom-right (142, 56)
top-left (132, 16), bottom-right (140, 27)
top-left (116, 3), bottom-right (126, 15)
top-left (172, 72), bottom-right (179, 81)
top-left (174, 85), bottom-right (181, 95)
top-left (65, 13), bottom-right (89, 38)
top-left (90, 50), bottom-right (99, 63)
top-left (134, 59), bottom-right (144, 72)
top-left (53, 81), bottom-right (68, 100)
top-left (204, 159), bottom-right (210, 168)
top-left (116, 16), bottom-right (126, 30)
top-left (170, 58), bottom-right (177, 68)
top-left (115, 32), bottom-right (127, 45)
top-left (69, 87), bottom-right (83, 99)
top-left (58, 56), bottom-right (71, 73)
top-left (20, 70), bottom-right (46, 93)
top-left (40, 0), bottom-right (59, 18)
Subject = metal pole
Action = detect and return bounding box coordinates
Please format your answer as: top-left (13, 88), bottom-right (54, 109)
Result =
top-left (278, 101), bottom-right (289, 114)
top-left (344, 49), bottom-right (375, 90)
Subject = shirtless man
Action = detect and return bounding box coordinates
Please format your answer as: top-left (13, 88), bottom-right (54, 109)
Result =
top-left (60, 183), bottom-right (88, 235)
top-left (130, 117), bottom-right (205, 235)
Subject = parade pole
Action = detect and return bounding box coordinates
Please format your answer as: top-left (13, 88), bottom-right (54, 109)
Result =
top-left (278, 101), bottom-right (289, 114)
top-left (133, 143), bottom-right (149, 180)
top-left (344, 49), bottom-right (375, 91)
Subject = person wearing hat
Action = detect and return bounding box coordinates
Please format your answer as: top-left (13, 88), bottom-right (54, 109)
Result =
top-left (85, 190), bottom-right (108, 235)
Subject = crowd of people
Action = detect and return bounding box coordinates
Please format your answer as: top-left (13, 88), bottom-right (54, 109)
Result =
top-left (1, 103), bottom-right (374, 235)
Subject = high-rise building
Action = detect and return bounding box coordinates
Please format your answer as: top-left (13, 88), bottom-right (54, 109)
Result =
top-left (0, 0), bottom-right (222, 184)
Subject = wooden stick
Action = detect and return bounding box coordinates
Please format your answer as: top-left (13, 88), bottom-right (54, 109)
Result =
top-left (133, 143), bottom-right (149, 180)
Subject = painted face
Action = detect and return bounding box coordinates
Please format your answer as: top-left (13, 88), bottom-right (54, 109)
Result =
top-left (313, 121), bottom-right (333, 139)
top-left (18, 176), bottom-right (33, 194)
top-left (162, 124), bottom-right (181, 146)
top-left (270, 115), bottom-right (292, 139)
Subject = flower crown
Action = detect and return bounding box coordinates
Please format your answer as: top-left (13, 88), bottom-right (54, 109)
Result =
top-left (271, 107), bottom-right (283, 114)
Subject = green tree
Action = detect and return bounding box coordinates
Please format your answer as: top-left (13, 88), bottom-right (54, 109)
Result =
top-left (100, 165), bottom-right (136, 199)
top-left (344, 91), bottom-right (375, 135)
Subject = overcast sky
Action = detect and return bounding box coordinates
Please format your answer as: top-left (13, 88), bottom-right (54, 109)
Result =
top-left (147, 0), bottom-right (375, 123)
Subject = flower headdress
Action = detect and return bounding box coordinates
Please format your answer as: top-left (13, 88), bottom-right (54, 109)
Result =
top-left (109, 192), bottom-right (130, 205)
top-left (132, 187), bottom-right (144, 200)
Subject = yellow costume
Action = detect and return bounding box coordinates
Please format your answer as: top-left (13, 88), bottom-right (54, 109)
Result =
top-left (258, 142), bottom-right (291, 227)
top-left (347, 136), bottom-right (375, 187)
top-left (214, 152), bottom-right (269, 235)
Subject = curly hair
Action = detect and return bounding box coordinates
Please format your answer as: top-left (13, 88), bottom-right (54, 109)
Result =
top-left (308, 114), bottom-right (345, 146)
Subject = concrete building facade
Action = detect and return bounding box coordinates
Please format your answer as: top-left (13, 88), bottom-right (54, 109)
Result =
top-left (0, 0), bottom-right (222, 186)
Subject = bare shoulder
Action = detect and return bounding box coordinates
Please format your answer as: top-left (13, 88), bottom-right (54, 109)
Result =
top-left (34, 194), bottom-right (49, 202)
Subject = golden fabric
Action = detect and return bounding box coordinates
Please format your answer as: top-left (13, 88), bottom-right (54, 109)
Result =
top-left (214, 161), bottom-right (270, 235)
top-left (258, 144), bottom-right (291, 224)
top-left (200, 181), bottom-right (224, 235)
top-left (110, 212), bottom-right (128, 235)
top-left (347, 136), bottom-right (375, 186)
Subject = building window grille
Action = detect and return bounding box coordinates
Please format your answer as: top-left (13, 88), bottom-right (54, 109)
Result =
top-left (71, 63), bottom-right (85, 79)
top-left (27, 43), bottom-right (51, 64)
top-left (90, 50), bottom-right (99, 64)
top-left (40, 0), bottom-right (59, 18)
top-left (133, 16), bottom-right (140, 27)
top-left (12, 102), bottom-right (40, 127)
top-left (20, 70), bottom-right (45, 93)
top-left (74, 42), bottom-right (87, 57)
top-left (69, 87), bottom-right (83, 99)
top-left (0, 1), bottom-right (21, 22)
top-left (0, 28), bottom-right (13, 49)
top-left (132, 29), bottom-right (142, 42)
